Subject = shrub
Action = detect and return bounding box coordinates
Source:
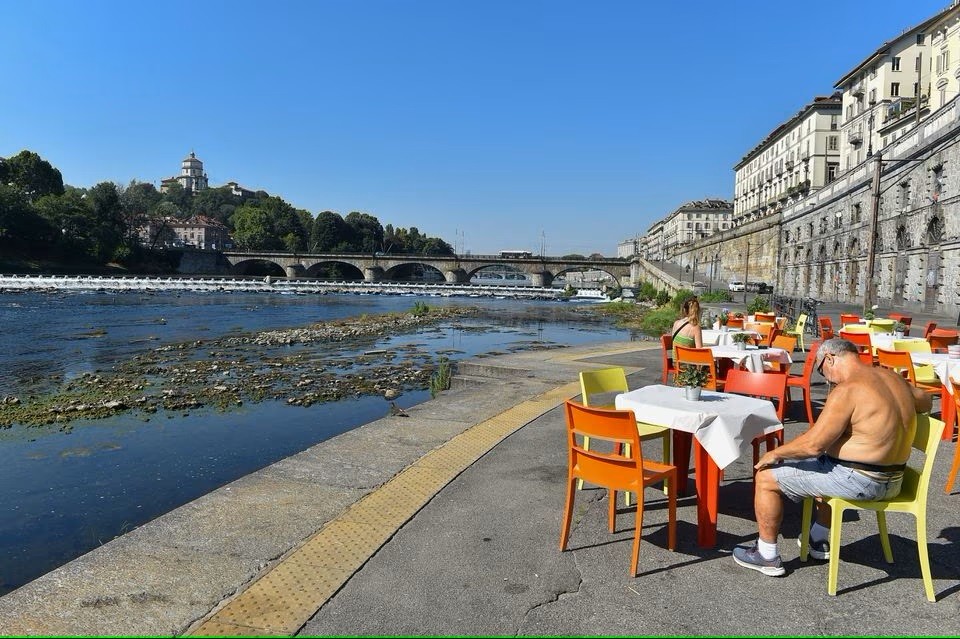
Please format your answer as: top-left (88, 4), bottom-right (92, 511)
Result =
top-left (654, 290), bottom-right (670, 306)
top-left (671, 288), bottom-right (696, 311)
top-left (700, 291), bottom-right (732, 303)
top-left (411, 301), bottom-right (430, 316)
top-left (429, 356), bottom-right (451, 397)
top-left (746, 296), bottom-right (771, 314)
top-left (638, 281), bottom-right (658, 302)
top-left (640, 306), bottom-right (676, 337)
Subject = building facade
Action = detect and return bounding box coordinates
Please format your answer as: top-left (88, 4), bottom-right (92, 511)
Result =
top-left (160, 152), bottom-right (209, 194)
top-left (732, 95), bottom-right (842, 226)
top-left (660, 199), bottom-right (733, 259)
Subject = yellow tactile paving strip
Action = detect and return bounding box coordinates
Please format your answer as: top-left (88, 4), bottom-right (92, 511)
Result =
top-left (189, 379), bottom-right (587, 636)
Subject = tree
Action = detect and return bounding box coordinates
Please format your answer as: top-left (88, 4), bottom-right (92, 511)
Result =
top-left (160, 182), bottom-right (192, 218)
top-left (344, 211), bottom-right (384, 253)
top-left (86, 181), bottom-right (127, 262)
top-left (0, 183), bottom-right (49, 245)
top-left (231, 204), bottom-right (274, 249)
top-left (2, 150), bottom-right (65, 200)
top-left (119, 180), bottom-right (162, 244)
top-left (312, 210), bottom-right (352, 252)
top-left (192, 186), bottom-right (241, 225)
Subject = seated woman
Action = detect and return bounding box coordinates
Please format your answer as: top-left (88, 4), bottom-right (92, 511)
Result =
top-left (672, 297), bottom-right (703, 358)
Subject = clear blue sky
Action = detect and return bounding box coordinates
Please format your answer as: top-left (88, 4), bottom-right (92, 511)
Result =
top-left (0, 0), bottom-right (949, 255)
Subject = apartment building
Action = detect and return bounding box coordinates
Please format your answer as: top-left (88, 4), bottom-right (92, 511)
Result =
top-left (732, 94), bottom-right (842, 226)
top-left (660, 199), bottom-right (733, 259)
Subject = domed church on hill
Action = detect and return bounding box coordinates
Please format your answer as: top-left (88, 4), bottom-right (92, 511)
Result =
top-left (160, 151), bottom-right (209, 194)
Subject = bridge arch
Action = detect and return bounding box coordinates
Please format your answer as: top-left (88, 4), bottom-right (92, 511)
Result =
top-left (231, 258), bottom-right (286, 277)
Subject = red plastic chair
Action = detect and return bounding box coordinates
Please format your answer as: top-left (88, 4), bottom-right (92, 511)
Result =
top-left (946, 379), bottom-right (960, 494)
top-left (922, 321), bottom-right (938, 340)
top-left (787, 340), bottom-right (820, 427)
top-left (928, 329), bottom-right (959, 353)
top-left (660, 335), bottom-right (678, 384)
top-left (560, 401), bottom-right (677, 576)
top-left (723, 368), bottom-right (789, 469)
top-left (818, 316), bottom-right (835, 340)
top-left (839, 330), bottom-right (872, 355)
top-left (839, 313), bottom-right (860, 326)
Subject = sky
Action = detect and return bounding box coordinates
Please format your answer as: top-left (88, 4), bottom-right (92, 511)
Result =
top-left (0, 0), bottom-right (952, 256)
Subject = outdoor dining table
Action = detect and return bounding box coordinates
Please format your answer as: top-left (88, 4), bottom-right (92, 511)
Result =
top-left (908, 352), bottom-right (959, 440)
top-left (615, 384), bottom-right (783, 548)
top-left (701, 328), bottom-right (759, 346)
top-left (871, 334), bottom-right (926, 351)
top-left (707, 344), bottom-right (792, 373)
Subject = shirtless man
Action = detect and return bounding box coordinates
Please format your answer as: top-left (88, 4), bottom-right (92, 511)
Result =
top-left (733, 338), bottom-right (932, 576)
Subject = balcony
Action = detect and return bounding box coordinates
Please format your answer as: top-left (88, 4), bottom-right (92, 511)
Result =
top-left (847, 129), bottom-right (863, 145)
top-left (850, 81), bottom-right (864, 96)
top-left (785, 159), bottom-right (795, 170)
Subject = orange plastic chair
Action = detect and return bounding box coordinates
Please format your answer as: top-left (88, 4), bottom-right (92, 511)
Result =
top-left (799, 414), bottom-right (944, 601)
top-left (559, 401), bottom-right (677, 576)
top-left (818, 316), bottom-right (835, 340)
top-left (839, 330), bottom-right (873, 356)
top-left (889, 313), bottom-right (913, 336)
top-left (922, 321), bottom-right (938, 340)
top-left (765, 334), bottom-right (798, 372)
top-left (928, 329), bottom-right (959, 353)
top-left (787, 340), bottom-right (820, 426)
top-left (675, 345), bottom-right (724, 390)
top-left (754, 312), bottom-right (776, 323)
top-left (839, 313), bottom-right (861, 325)
top-left (726, 317), bottom-right (745, 330)
top-left (946, 379), bottom-right (960, 494)
top-left (876, 348), bottom-right (944, 404)
top-left (722, 369), bottom-right (788, 468)
top-left (745, 322), bottom-right (773, 347)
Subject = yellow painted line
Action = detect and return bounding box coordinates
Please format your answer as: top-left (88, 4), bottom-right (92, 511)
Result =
top-left (189, 380), bottom-right (583, 636)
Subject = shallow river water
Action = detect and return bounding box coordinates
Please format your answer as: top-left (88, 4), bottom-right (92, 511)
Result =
top-left (0, 289), bottom-right (634, 595)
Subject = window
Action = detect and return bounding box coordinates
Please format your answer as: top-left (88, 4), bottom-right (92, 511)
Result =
top-left (853, 203), bottom-right (862, 224)
top-left (891, 82), bottom-right (900, 97)
top-left (827, 135), bottom-right (839, 150)
top-left (830, 115), bottom-right (838, 131)
top-left (914, 82), bottom-right (920, 97)
top-left (827, 163), bottom-right (839, 183)
top-left (941, 87), bottom-right (948, 107)
top-left (918, 33), bottom-right (925, 45)
top-left (892, 57), bottom-right (901, 71)
top-left (869, 88), bottom-right (877, 103)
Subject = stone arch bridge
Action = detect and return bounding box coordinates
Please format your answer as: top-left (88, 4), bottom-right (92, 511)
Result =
top-left (221, 251), bottom-right (630, 287)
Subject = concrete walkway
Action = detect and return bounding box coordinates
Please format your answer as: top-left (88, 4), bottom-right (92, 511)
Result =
top-left (1, 334), bottom-right (959, 634)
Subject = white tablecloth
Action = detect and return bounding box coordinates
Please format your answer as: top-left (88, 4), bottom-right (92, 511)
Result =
top-left (702, 329), bottom-right (757, 346)
top-left (708, 345), bottom-right (792, 372)
top-left (615, 385), bottom-right (783, 469)
top-left (911, 352), bottom-right (960, 393)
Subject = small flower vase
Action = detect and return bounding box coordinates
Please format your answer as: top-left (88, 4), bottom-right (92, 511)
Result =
top-left (737, 341), bottom-right (746, 351)
top-left (894, 331), bottom-right (904, 339)
top-left (722, 325), bottom-right (728, 333)
top-left (684, 385), bottom-right (702, 401)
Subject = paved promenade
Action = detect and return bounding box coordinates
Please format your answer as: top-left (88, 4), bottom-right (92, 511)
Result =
top-left (0, 311), bottom-right (959, 634)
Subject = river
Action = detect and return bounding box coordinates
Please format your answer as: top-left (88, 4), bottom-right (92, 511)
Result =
top-left (0, 289), bottom-right (636, 596)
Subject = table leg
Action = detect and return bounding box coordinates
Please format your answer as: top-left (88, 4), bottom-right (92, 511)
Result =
top-left (693, 438), bottom-right (720, 548)
top-left (672, 430), bottom-right (692, 497)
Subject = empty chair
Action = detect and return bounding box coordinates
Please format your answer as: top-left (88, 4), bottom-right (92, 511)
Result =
top-left (818, 316), bottom-right (835, 340)
top-left (675, 345), bottom-right (724, 390)
top-left (754, 312), bottom-right (776, 323)
top-left (840, 324), bottom-right (871, 334)
top-left (745, 321), bottom-right (773, 347)
top-left (579, 368), bottom-right (671, 498)
top-left (875, 350), bottom-right (943, 410)
top-left (660, 335), bottom-right (678, 384)
top-left (722, 369), bottom-right (788, 469)
top-left (785, 313), bottom-right (808, 352)
top-left (799, 414), bottom-right (944, 601)
top-left (560, 401), bottom-right (677, 577)
top-left (891, 339), bottom-right (936, 383)
top-left (726, 317), bottom-right (745, 330)
top-left (787, 340), bottom-right (820, 426)
top-left (928, 329), bottom-right (959, 353)
top-left (889, 313), bottom-right (913, 336)
top-left (839, 313), bottom-right (861, 325)
top-left (922, 321), bottom-right (938, 340)
top-left (839, 330), bottom-right (873, 357)
top-left (946, 379), bottom-right (960, 494)
top-left (868, 318), bottom-right (895, 334)
top-left (766, 334), bottom-right (798, 372)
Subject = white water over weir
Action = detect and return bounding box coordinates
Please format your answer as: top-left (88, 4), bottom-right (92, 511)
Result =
top-left (0, 274), bottom-right (566, 299)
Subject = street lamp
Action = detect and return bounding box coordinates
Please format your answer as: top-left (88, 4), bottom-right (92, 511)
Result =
top-left (743, 241), bottom-right (751, 304)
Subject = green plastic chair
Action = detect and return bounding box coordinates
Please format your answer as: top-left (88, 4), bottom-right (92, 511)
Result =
top-left (869, 318), bottom-right (896, 334)
top-left (799, 413), bottom-right (944, 601)
top-left (891, 339), bottom-right (937, 383)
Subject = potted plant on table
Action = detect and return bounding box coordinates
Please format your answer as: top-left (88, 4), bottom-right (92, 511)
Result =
top-left (731, 331), bottom-right (751, 351)
top-left (676, 363), bottom-right (710, 401)
top-left (894, 321), bottom-right (907, 339)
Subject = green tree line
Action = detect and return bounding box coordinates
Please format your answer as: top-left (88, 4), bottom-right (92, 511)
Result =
top-left (0, 150), bottom-right (454, 267)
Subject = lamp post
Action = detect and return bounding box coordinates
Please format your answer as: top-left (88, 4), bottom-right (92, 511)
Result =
top-left (864, 152), bottom-right (882, 316)
top-left (743, 241), bottom-right (751, 304)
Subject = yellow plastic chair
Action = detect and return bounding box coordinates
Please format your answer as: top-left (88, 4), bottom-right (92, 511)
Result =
top-left (841, 324), bottom-right (871, 334)
top-left (869, 318), bottom-right (895, 334)
top-left (578, 368), bottom-right (671, 498)
top-left (785, 313), bottom-right (808, 352)
top-left (892, 339), bottom-right (937, 383)
top-left (799, 414), bottom-right (944, 601)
